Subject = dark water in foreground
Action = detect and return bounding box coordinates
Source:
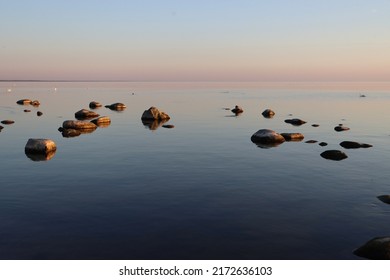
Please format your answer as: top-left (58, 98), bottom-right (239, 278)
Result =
top-left (1, 82), bottom-right (390, 260)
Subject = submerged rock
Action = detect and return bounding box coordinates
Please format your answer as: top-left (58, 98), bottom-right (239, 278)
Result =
top-left (284, 118), bottom-right (307, 126)
top-left (105, 103), bottom-right (126, 111)
top-left (377, 195), bottom-right (390, 205)
top-left (62, 120), bottom-right (97, 131)
top-left (231, 105), bottom-right (244, 115)
top-left (25, 138), bottom-right (57, 161)
top-left (354, 237), bottom-right (390, 259)
top-left (312, 124), bottom-right (320, 127)
top-left (262, 109), bottom-right (275, 118)
top-left (339, 141), bottom-right (372, 149)
top-left (319, 142), bottom-right (328, 146)
top-left (251, 129), bottom-right (285, 148)
top-left (89, 101), bottom-right (102, 109)
top-left (91, 116), bottom-right (111, 125)
top-left (320, 150), bottom-right (348, 161)
top-left (37, 111), bottom-right (43, 116)
top-left (334, 125), bottom-right (350, 132)
top-left (141, 106), bottom-right (170, 121)
top-left (305, 140), bottom-right (318, 144)
top-left (1, 120), bottom-right (15, 125)
top-left (17, 99), bottom-right (32, 105)
top-left (142, 119), bottom-right (168, 130)
top-left (162, 124), bottom-right (175, 129)
top-left (75, 109), bottom-right (100, 120)
top-left (281, 133), bottom-right (305, 141)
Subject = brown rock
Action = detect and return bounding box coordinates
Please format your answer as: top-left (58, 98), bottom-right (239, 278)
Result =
top-left (281, 133), bottom-right (305, 141)
top-left (141, 107), bottom-right (170, 121)
top-left (75, 109), bottom-right (100, 120)
top-left (1, 120), bottom-right (15, 125)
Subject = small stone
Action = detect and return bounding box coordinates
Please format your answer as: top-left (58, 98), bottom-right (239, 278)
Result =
top-left (319, 142), bottom-right (328, 146)
top-left (281, 133), bottom-right (304, 141)
top-left (162, 124), bottom-right (175, 129)
top-left (312, 124), bottom-right (320, 127)
top-left (60, 128), bottom-right (81, 138)
top-left (37, 111), bottom-right (43, 116)
top-left (25, 138), bottom-right (56, 155)
top-left (75, 109), bottom-right (100, 120)
top-left (105, 103), bottom-right (126, 111)
top-left (251, 129), bottom-right (285, 148)
top-left (1, 120), bottom-right (15, 125)
top-left (90, 116), bottom-right (111, 125)
top-left (284, 118), bottom-right (307, 126)
top-left (262, 109), bottom-right (275, 118)
top-left (89, 101), bottom-right (102, 109)
top-left (339, 141), bottom-right (372, 149)
top-left (62, 120), bottom-right (97, 130)
top-left (354, 237), bottom-right (390, 259)
top-left (24, 109), bottom-right (31, 112)
top-left (30, 100), bottom-right (40, 106)
top-left (305, 140), bottom-right (318, 144)
top-left (334, 125), bottom-right (350, 132)
top-left (17, 99), bottom-right (32, 105)
top-left (320, 150), bottom-right (348, 161)
top-left (231, 105), bottom-right (244, 115)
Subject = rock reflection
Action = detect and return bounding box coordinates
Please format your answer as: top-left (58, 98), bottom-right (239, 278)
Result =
top-left (142, 119), bottom-right (169, 130)
top-left (25, 150), bottom-right (56, 161)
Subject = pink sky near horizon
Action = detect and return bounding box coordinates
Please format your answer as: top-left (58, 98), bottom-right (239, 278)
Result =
top-left (1, 1), bottom-right (390, 82)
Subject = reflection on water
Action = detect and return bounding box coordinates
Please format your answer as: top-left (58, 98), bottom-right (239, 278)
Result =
top-left (25, 150), bottom-right (56, 161)
top-left (141, 119), bottom-right (169, 130)
top-left (1, 82), bottom-right (390, 260)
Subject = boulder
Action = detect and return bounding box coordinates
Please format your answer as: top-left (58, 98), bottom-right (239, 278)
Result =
top-left (262, 109), bottom-right (275, 118)
top-left (75, 109), bottom-right (100, 120)
top-left (320, 150), bottom-right (348, 161)
top-left (62, 120), bottom-right (97, 130)
top-left (1, 120), bottom-right (15, 125)
top-left (377, 195), bottom-right (390, 204)
top-left (89, 101), bottom-right (102, 109)
top-left (251, 129), bottom-right (285, 148)
top-left (354, 237), bottom-right (390, 259)
top-left (284, 118), bottom-right (307, 126)
top-left (25, 138), bottom-right (56, 155)
top-left (334, 125), bottom-right (350, 132)
top-left (16, 99), bottom-right (32, 105)
top-left (90, 116), bottom-right (111, 126)
top-left (58, 127), bottom-right (81, 138)
top-left (281, 133), bottom-right (304, 141)
top-left (339, 141), bottom-right (372, 149)
top-left (231, 105), bottom-right (243, 115)
top-left (141, 107), bottom-right (170, 121)
top-left (105, 103), bottom-right (126, 111)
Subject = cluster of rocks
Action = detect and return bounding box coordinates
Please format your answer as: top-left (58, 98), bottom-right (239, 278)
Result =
top-left (16, 99), bottom-right (43, 116)
top-left (141, 106), bottom-right (173, 130)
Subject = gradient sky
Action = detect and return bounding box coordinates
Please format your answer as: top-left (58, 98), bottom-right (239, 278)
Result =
top-left (1, 0), bottom-right (390, 81)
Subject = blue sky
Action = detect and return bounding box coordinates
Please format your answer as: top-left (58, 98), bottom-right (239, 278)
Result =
top-left (1, 0), bottom-right (390, 81)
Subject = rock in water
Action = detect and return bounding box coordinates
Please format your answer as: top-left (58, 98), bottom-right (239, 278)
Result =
top-left (339, 141), bottom-right (372, 149)
top-left (251, 129), bottom-right (285, 148)
top-left (1, 120), bottom-right (15, 125)
top-left (354, 237), bottom-right (390, 259)
top-left (90, 116), bottom-right (111, 126)
top-left (105, 103), bottom-right (126, 111)
top-left (62, 120), bottom-right (97, 130)
top-left (284, 118), bottom-right (307, 126)
top-left (16, 99), bottom-right (32, 105)
top-left (334, 125), bottom-right (350, 132)
top-left (281, 133), bottom-right (304, 141)
top-left (89, 101), bottom-right (102, 109)
top-left (262, 109), bottom-right (275, 118)
top-left (75, 109), bottom-right (100, 120)
top-left (320, 150), bottom-right (348, 161)
top-left (30, 100), bottom-right (40, 106)
top-left (231, 105), bottom-right (243, 115)
top-left (141, 107), bottom-right (170, 120)
top-left (377, 195), bottom-right (390, 204)
top-left (25, 139), bottom-right (57, 161)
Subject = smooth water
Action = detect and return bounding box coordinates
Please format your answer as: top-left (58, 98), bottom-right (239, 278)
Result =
top-left (1, 82), bottom-right (390, 260)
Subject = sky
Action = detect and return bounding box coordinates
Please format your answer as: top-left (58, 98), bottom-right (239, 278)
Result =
top-left (1, 0), bottom-right (390, 81)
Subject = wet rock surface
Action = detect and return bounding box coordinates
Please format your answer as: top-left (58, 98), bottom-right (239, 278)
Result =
top-left (251, 129), bottom-right (285, 148)
top-left (281, 133), bottom-right (304, 141)
top-left (231, 105), bottom-right (244, 115)
top-left (141, 107), bottom-right (170, 121)
top-left (91, 116), bottom-right (111, 126)
top-left (89, 101), bottom-right (102, 109)
top-left (320, 150), bottom-right (348, 161)
top-left (62, 120), bottom-right (97, 130)
top-left (75, 109), bottom-right (100, 120)
top-left (25, 138), bottom-right (57, 161)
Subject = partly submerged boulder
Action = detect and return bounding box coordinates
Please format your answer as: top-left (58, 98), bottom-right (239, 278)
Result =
top-left (89, 101), bottom-right (103, 109)
top-left (354, 237), bottom-right (390, 259)
top-left (251, 129), bottom-right (285, 148)
top-left (320, 150), bottom-right (348, 161)
top-left (105, 103), bottom-right (126, 111)
top-left (334, 125), bottom-right (350, 132)
top-left (262, 109), bottom-right (275, 118)
top-left (90, 116), bottom-right (111, 127)
top-left (281, 133), bottom-right (304, 141)
top-left (141, 106), bottom-right (170, 121)
top-left (16, 99), bottom-right (32, 105)
top-left (340, 141), bottom-right (372, 149)
top-left (62, 120), bottom-right (97, 130)
top-left (231, 105), bottom-right (244, 115)
top-left (25, 138), bottom-right (57, 161)
top-left (75, 109), bottom-right (100, 120)
top-left (284, 118), bottom-right (307, 126)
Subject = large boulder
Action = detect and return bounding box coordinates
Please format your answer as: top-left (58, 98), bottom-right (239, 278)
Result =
top-left (281, 132), bottom-right (304, 141)
top-left (339, 141), bottom-right (372, 149)
top-left (105, 103), bottom-right (126, 111)
top-left (62, 120), bottom-right (97, 130)
top-left (141, 107), bottom-right (170, 121)
top-left (354, 237), bottom-right (390, 259)
top-left (75, 109), bottom-right (100, 120)
top-left (284, 118), bottom-right (307, 126)
top-left (251, 129), bottom-right (285, 148)
top-left (320, 150), bottom-right (348, 161)
top-left (25, 139), bottom-right (57, 161)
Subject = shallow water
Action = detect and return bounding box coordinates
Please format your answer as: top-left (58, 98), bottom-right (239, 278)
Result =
top-left (1, 81), bottom-right (390, 259)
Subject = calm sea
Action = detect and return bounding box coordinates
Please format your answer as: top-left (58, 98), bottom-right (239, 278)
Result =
top-left (1, 81), bottom-right (390, 260)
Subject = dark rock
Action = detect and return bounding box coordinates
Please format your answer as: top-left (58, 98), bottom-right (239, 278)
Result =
top-left (354, 237), bottom-right (390, 259)
top-left (284, 118), bottom-right (307, 126)
top-left (105, 103), bottom-right (126, 111)
top-left (319, 142), bottom-right (328, 146)
top-left (305, 140), bottom-right (318, 144)
top-left (141, 107), bottom-right (170, 121)
top-left (320, 150), bottom-right (348, 161)
top-left (16, 99), bottom-right (32, 105)
top-left (377, 195), bottom-right (390, 204)
top-left (1, 120), bottom-right (15, 125)
top-left (262, 109), bottom-right (275, 118)
top-left (312, 124), bottom-right (320, 127)
top-left (0, 125), bottom-right (3, 131)
top-left (75, 109), bottom-right (100, 120)
top-left (162, 124), bottom-right (175, 129)
top-left (340, 141), bottom-right (372, 149)
top-left (89, 101), bottom-right (102, 109)
top-left (37, 111), bottom-right (43, 116)
top-left (281, 133), bottom-right (304, 141)
top-left (60, 128), bottom-right (82, 138)
top-left (251, 129), bottom-right (285, 148)
top-left (231, 105), bottom-right (243, 115)
top-left (25, 138), bottom-right (56, 161)
top-left (334, 125), bottom-right (350, 132)
top-left (24, 109), bottom-right (31, 112)
top-left (62, 120), bottom-right (97, 131)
